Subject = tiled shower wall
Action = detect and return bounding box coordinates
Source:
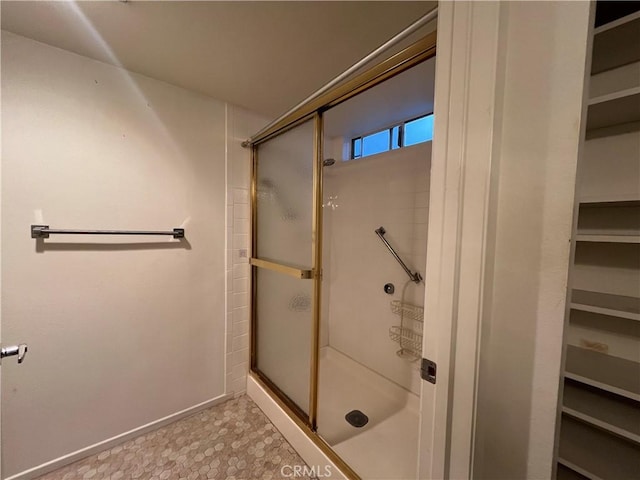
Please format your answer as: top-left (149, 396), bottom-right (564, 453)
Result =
top-left (323, 142), bottom-right (431, 395)
top-left (225, 106), bottom-right (268, 395)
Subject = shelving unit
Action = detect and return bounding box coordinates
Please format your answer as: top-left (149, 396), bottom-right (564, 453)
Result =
top-left (575, 234), bottom-right (640, 243)
top-left (586, 87), bottom-right (640, 131)
top-left (563, 380), bottom-right (640, 443)
top-left (591, 12), bottom-right (640, 74)
top-left (571, 290), bottom-right (640, 321)
top-left (557, 463), bottom-right (589, 480)
top-left (579, 197), bottom-right (639, 206)
top-left (557, 3), bottom-right (640, 478)
top-left (565, 345), bottom-right (640, 401)
top-left (559, 417), bottom-right (640, 480)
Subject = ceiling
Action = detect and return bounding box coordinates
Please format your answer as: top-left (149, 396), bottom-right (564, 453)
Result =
top-left (1, 1), bottom-right (436, 118)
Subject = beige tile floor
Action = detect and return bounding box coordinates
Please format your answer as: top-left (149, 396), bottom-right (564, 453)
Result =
top-left (37, 395), bottom-right (316, 480)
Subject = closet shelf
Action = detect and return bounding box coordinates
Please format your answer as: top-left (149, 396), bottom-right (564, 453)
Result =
top-left (556, 462), bottom-right (591, 480)
top-left (589, 61), bottom-right (640, 98)
top-left (575, 233), bottom-right (640, 244)
top-left (563, 407), bottom-right (640, 445)
top-left (557, 458), bottom-right (601, 480)
top-left (579, 196), bottom-right (640, 207)
top-left (559, 416), bottom-right (640, 480)
top-left (594, 10), bottom-right (640, 35)
top-left (565, 345), bottom-right (640, 401)
top-left (586, 87), bottom-right (640, 131)
top-left (563, 380), bottom-right (640, 444)
top-left (592, 12), bottom-right (640, 74)
top-left (589, 86), bottom-right (640, 105)
top-left (571, 290), bottom-right (640, 321)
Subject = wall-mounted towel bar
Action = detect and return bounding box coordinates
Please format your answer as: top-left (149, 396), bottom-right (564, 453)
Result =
top-left (375, 226), bottom-right (422, 284)
top-left (31, 225), bottom-right (185, 239)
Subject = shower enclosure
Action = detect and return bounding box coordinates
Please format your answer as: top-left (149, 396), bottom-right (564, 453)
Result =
top-left (248, 30), bottom-right (436, 480)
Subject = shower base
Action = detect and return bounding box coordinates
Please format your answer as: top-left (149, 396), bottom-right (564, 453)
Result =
top-left (318, 346), bottom-right (420, 480)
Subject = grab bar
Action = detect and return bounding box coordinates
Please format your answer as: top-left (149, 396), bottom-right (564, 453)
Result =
top-left (374, 226), bottom-right (422, 284)
top-left (31, 225), bottom-right (185, 239)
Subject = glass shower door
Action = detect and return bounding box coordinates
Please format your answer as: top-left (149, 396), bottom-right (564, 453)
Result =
top-left (251, 117), bottom-right (318, 419)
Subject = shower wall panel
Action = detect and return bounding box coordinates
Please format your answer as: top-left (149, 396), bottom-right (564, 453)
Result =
top-left (322, 143), bottom-right (431, 394)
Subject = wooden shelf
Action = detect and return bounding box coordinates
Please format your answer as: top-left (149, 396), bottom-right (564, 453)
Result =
top-left (590, 61), bottom-right (640, 99)
top-left (589, 86), bottom-right (640, 105)
top-left (557, 459), bottom-right (601, 480)
top-left (587, 87), bottom-right (640, 131)
top-left (565, 346), bottom-right (640, 401)
top-left (571, 290), bottom-right (640, 322)
top-left (579, 196), bottom-right (640, 207)
top-left (559, 416), bottom-right (640, 479)
top-left (563, 380), bottom-right (640, 444)
top-left (576, 234), bottom-right (640, 244)
top-left (557, 462), bottom-right (589, 480)
top-left (592, 12), bottom-right (640, 74)
top-left (594, 11), bottom-right (640, 35)
top-left (577, 203), bottom-right (640, 241)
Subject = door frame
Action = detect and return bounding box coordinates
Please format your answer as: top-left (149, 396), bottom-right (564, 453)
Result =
top-left (417, 2), bottom-right (504, 478)
top-left (418, 2), bottom-right (593, 478)
top-left (0, 98), bottom-right (3, 476)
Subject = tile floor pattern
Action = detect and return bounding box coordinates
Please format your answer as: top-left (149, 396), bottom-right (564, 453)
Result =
top-left (37, 395), bottom-right (317, 480)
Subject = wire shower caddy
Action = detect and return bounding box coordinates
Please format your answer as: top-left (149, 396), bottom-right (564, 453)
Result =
top-left (388, 300), bottom-right (424, 360)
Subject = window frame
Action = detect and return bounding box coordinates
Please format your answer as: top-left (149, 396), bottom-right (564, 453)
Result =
top-left (350, 112), bottom-right (434, 160)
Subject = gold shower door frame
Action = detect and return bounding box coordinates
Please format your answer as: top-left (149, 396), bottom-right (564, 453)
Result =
top-left (249, 111), bottom-right (324, 426)
top-left (249, 31), bottom-right (437, 480)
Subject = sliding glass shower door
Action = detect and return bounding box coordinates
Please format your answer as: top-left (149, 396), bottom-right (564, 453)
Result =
top-left (251, 116), bottom-right (321, 421)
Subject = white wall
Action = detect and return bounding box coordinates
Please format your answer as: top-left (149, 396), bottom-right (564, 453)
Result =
top-left (471, 2), bottom-right (592, 478)
top-left (322, 144), bottom-right (430, 395)
top-left (0, 32), bottom-right (263, 477)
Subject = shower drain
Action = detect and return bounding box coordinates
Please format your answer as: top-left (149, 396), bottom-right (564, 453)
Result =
top-left (345, 410), bottom-right (369, 428)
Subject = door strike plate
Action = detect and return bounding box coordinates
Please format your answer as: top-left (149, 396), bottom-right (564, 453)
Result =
top-left (421, 358), bottom-right (436, 384)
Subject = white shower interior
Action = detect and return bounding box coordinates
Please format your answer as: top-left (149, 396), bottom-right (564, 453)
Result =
top-left (317, 58), bottom-right (435, 480)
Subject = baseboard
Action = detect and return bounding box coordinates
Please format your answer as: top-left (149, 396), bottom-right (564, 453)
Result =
top-left (6, 393), bottom-right (233, 480)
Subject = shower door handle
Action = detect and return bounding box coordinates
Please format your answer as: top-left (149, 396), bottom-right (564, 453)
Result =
top-left (1, 343), bottom-right (28, 364)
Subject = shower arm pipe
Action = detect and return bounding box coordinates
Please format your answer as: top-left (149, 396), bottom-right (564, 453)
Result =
top-left (375, 227), bottom-right (422, 284)
top-left (241, 5), bottom-right (438, 148)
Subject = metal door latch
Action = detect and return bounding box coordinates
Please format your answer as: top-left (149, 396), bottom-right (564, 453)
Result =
top-left (1, 344), bottom-right (28, 364)
top-left (421, 358), bottom-right (436, 384)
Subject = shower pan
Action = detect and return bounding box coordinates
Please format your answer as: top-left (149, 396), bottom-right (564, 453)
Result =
top-left (246, 15), bottom-right (437, 479)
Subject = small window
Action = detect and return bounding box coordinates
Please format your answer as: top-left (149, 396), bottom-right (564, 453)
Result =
top-left (362, 130), bottom-right (390, 157)
top-left (404, 115), bottom-right (434, 146)
top-left (350, 114), bottom-right (433, 160)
